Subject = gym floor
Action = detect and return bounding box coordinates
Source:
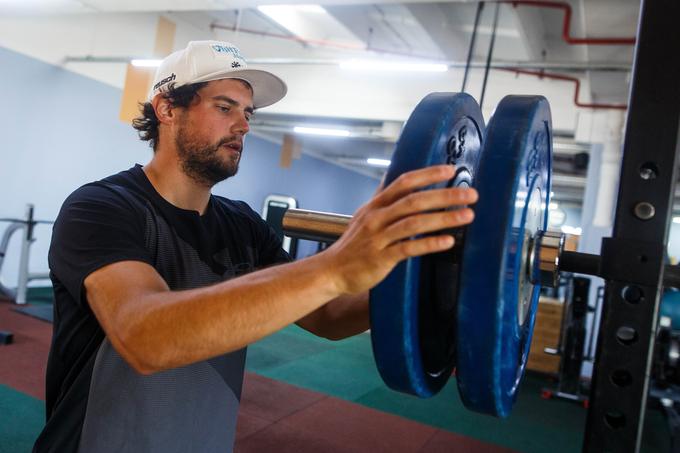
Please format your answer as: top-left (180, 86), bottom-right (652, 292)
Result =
top-left (0, 291), bottom-right (670, 453)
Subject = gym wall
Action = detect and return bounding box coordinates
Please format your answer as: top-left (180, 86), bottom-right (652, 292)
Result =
top-left (0, 45), bottom-right (379, 288)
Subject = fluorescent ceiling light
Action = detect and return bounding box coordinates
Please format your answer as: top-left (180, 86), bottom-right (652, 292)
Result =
top-left (340, 60), bottom-right (448, 73)
top-left (258, 4), bottom-right (325, 34)
top-left (294, 126), bottom-right (350, 137)
top-left (367, 158), bottom-right (391, 167)
top-left (131, 59), bottom-right (162, 67)
top-left (462, 25), bottom-right (520, 38)
top-left (291, 4), bottom-right (325, 13)
top-left (673, 217), bottom-right (680, 224)
top-left (258, 4), bottom-right (324, 14)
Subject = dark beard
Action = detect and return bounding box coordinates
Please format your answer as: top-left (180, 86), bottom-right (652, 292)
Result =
top-left (175, 124), bottom-right (241, 187)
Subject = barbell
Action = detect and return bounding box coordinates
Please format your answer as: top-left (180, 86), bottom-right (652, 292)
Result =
top-left (281, 93), bottom-right (680, 418)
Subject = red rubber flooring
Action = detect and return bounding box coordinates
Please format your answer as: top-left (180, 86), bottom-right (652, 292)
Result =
top-left (0, 300), bottom-right (515, 452)
top-left (237, 374), bottom-right (514, 452)
top-left (0, 300), bottom-right (51, 400)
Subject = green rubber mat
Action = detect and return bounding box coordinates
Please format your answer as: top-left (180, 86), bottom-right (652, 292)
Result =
top-left (0, 384), bottom-right (44, 453)
top-left (12, 305), bottom-right (53, 323)
top-left (246, 325), bottom-right (671, 453)
top-left (12, 286), bottom-right (54, 323)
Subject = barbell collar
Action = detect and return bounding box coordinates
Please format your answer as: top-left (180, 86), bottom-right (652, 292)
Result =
top-left (560, 251), bottom-right (601, 277)
top-left (560, 250), bottom-right (680, 290)
top-left (282, 208), bottom-right (350, 243)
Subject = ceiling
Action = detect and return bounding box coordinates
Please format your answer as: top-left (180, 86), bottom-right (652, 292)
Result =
top-left (0, 0), bottom-right (645, 219)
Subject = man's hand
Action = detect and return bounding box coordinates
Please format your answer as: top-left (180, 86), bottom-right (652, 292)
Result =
top-left (324, 165), bottom-right (477, 294)
top-left (321, 165), bottom-right (478, 296)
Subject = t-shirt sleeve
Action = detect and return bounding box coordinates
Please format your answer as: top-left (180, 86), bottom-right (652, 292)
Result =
top-left (259, 222), bottom-right (293, 266)
top-left (236, 201), bottom-right (292, 267)
top-left (48, 183), bottom-right (154, 307)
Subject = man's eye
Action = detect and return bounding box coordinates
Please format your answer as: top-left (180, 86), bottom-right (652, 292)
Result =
top-left (218, 105), bottom-right (230, 112)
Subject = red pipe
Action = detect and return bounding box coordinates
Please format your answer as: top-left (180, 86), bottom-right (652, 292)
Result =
top-left (502, 68), bottom-right (627, 110)
top-left (503, 1), bottom-right (636, 45)
top-left (214, 2), bottom-right (635, 110)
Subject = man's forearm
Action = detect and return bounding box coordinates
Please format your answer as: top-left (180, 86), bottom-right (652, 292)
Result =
top-left (87, 165), bottom-right (478, 375)
top-left (89, 253), bottom-right (342, 374)
top-left (297, 292), bottom-right (369, 340)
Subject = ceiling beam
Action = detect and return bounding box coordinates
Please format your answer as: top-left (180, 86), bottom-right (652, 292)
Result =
top-left (507, 2), bottom-right (548, 62)
top-left (405, 3), bottom-right (469, 61)
top-left (74, 0), bottom-right (480, 14)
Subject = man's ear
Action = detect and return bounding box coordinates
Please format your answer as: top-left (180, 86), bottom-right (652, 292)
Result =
top-left (153, 96), bottom-right (176, 126)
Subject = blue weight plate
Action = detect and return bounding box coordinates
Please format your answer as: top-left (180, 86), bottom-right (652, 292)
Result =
top-left (456, 95), bottom-right (552, 417)
top-left (369, 92), bottom-right (484, 397)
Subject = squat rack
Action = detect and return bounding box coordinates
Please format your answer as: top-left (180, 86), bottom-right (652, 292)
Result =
top-left (583, 0), bottom-right (680, 451)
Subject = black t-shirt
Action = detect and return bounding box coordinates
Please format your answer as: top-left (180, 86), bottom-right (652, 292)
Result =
top-left (33, 165), bottom-right (291, 453)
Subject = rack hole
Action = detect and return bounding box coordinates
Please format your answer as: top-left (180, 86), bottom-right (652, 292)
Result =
top-left (604, 410), bottom-right (626, 429)
top-left (639, 254), bottom-right (648, 263)
top-left (621, 285), bottom-right (643, 304)
top-left (639, 162), bottom-right (658, 180)
top-left (611, 369), bottom-right (632, 387)
top-left (633, 202), bottom-right (655, 220)
top-left (616, 326), bottom-right (638, 346)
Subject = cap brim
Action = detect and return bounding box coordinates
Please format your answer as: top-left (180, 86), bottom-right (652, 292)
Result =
top-left (192, 68), bottom-right (287, 109)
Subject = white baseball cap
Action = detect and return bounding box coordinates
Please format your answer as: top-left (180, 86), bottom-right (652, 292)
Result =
top-left (148, 40), bottom-right (287, 108)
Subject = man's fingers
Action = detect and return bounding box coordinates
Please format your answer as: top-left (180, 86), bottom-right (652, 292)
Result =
top-left (358, 186), bottom-right (477, 240)
top-left (380, 208), bottom-right (475, 246)
top-left (385, 234), bottom-right (456, 263)
top-left (372, 165), bottom-right (455, 207)
top-left (381, 187), bottom-right (477, 225)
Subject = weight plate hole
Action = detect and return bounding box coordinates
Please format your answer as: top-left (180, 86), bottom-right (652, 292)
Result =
top-left (604, 410), bottom-right (626, 430)
top-left (616, 326), bottom-right (638, 346)
top-left (639, 162), bottom-right (658, 180)
top-left (610, 369), bottom-right (632, 387)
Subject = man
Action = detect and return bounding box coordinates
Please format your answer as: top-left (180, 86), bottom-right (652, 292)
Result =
top-left (33, 40), bottom-right (477, 452)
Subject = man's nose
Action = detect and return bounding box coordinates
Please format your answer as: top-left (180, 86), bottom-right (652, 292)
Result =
top-left (233, 114), bottom-right (250, 135)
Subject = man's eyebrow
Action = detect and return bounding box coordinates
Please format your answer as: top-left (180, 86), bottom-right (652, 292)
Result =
top-left (212, 95), bottom-right (255, 114)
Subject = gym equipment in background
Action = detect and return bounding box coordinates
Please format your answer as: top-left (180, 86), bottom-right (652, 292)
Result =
top-left (0, 204), bottom-right (52, 305)
top-left (262, 194), bottom-right (299, 258)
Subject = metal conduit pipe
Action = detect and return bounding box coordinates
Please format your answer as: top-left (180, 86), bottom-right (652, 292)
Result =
top-left (63, 53), bottom-right (629, 111)
top-left (63, 55), bottom-right (631, 72)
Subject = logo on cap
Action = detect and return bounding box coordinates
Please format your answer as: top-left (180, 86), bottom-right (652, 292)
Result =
top-left (153, 72), bottom-right (176, 91)
top-left (211, 44), bottom-right (245, 61)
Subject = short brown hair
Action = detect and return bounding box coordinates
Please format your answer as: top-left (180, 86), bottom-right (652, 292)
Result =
top-left (132, 82), bottom-right (207, 151)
